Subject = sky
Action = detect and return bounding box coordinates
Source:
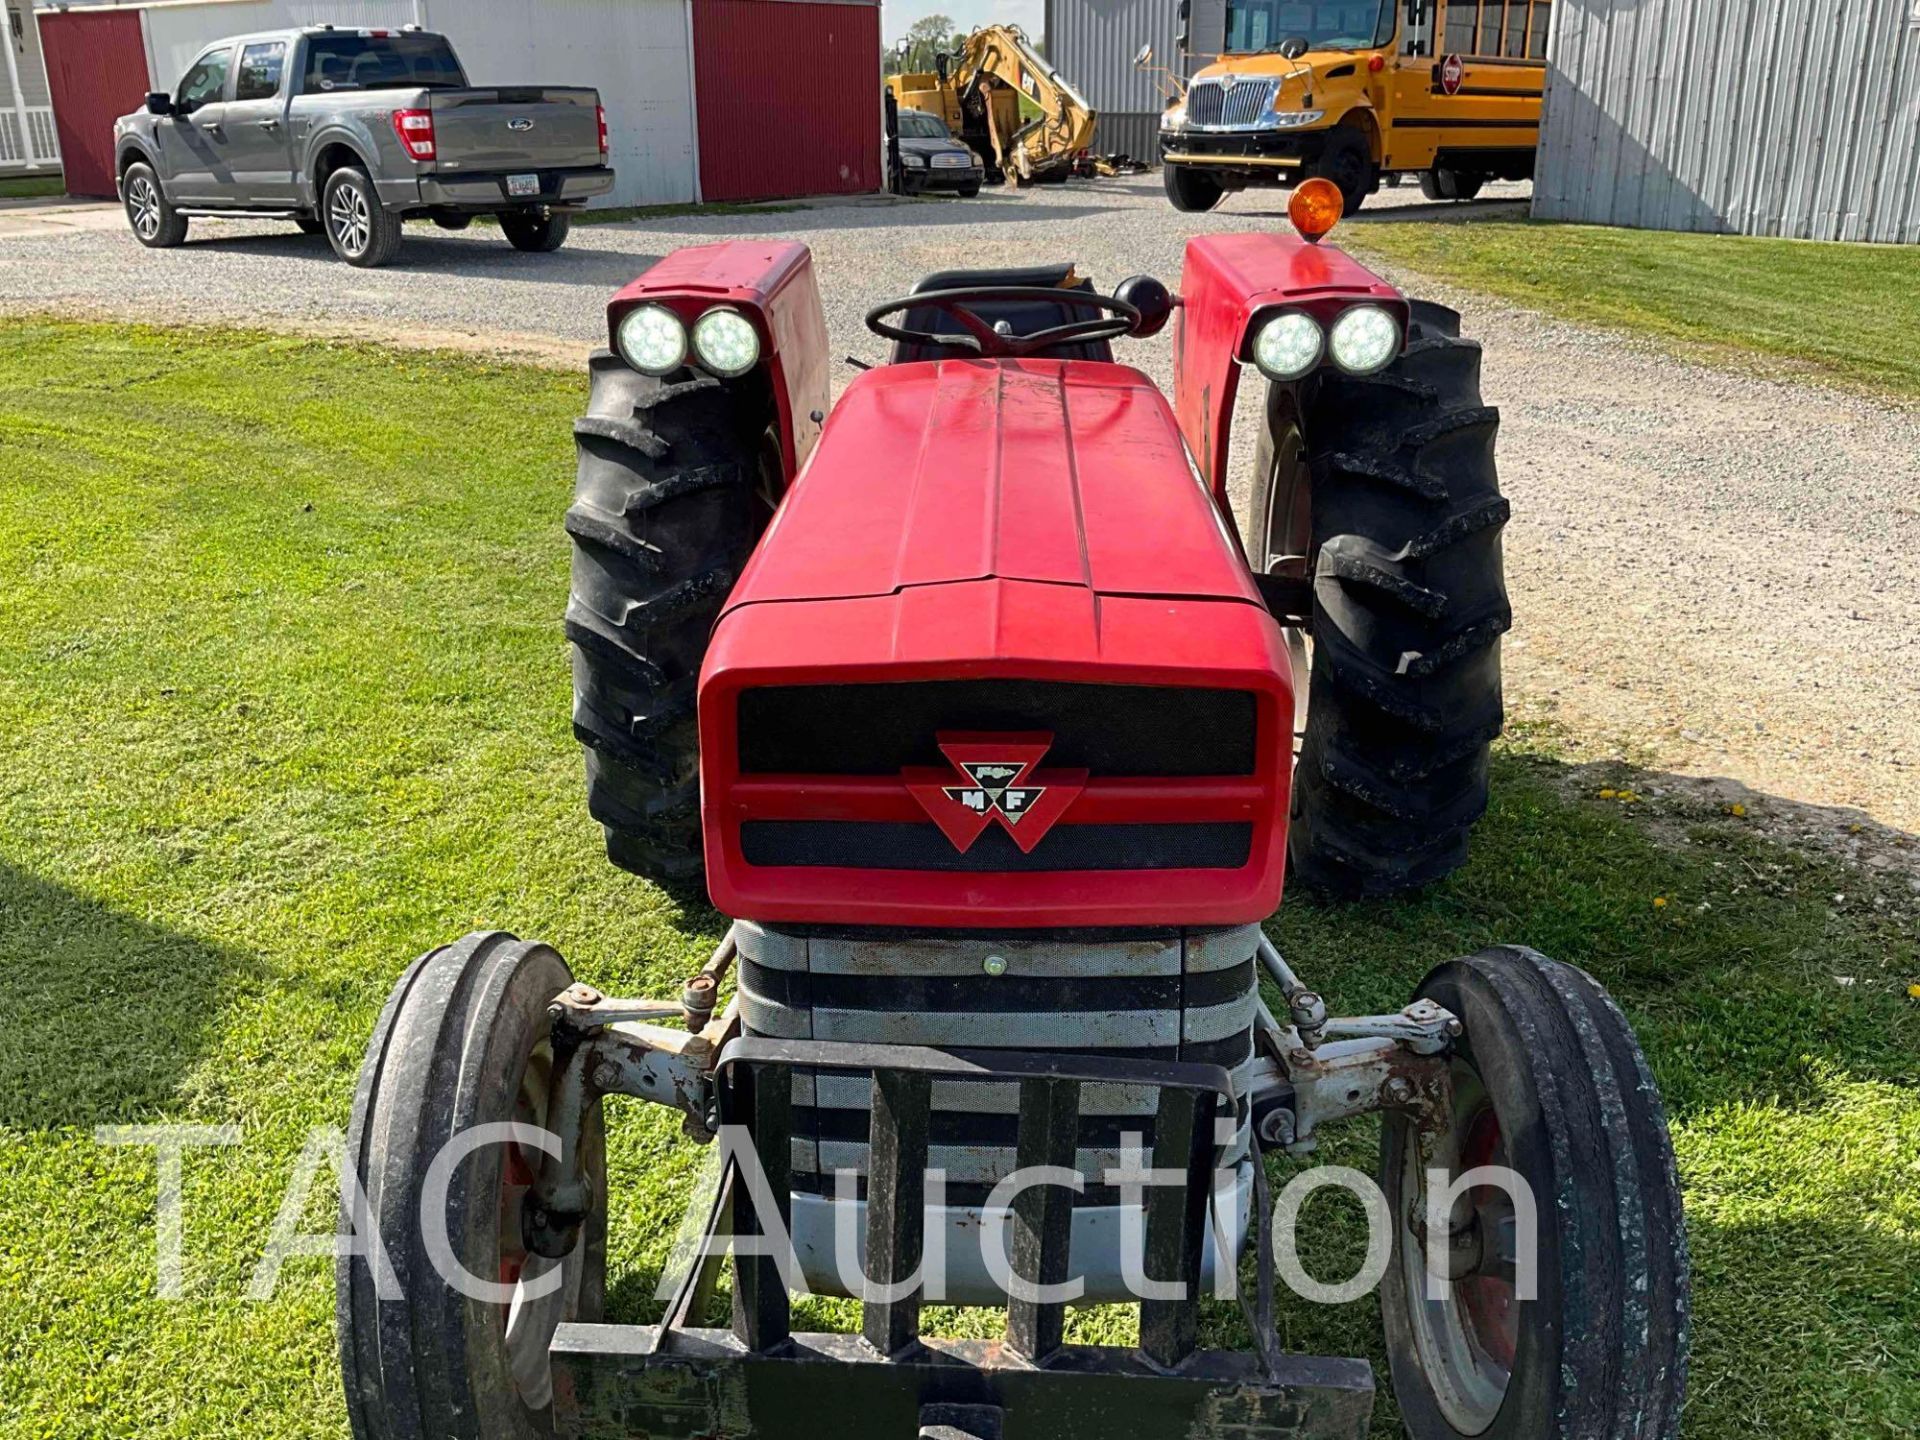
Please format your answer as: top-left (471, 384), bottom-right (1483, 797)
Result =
top-left (883, 0), bottom-right (1046, 49)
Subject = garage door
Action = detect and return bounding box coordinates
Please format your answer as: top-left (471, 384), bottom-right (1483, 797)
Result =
top-left (693, 0), bottom-right (880, 202)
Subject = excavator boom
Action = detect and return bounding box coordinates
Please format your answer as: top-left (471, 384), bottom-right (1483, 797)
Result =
top-left (887, 25), bottom-right (1096, 186)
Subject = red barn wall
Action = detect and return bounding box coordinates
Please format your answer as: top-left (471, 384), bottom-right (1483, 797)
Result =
top-left (692, 0), bottom-right (881, 203)
top-left (37, 8), bottom-right (152, 198)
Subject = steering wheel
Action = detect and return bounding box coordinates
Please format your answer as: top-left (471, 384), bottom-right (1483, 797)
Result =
top-left (864, 286), bottom-right (1141, 358)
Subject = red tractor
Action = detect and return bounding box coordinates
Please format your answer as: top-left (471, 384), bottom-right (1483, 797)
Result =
top-left (338, 184), bottom-right (1687, 1440)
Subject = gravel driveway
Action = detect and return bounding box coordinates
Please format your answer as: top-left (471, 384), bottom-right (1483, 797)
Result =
top-left (7, 175), bottom-right (1919, 857)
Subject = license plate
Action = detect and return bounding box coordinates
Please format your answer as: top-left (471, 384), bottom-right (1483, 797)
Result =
top-left (506, 173), bottom-right (540, 197)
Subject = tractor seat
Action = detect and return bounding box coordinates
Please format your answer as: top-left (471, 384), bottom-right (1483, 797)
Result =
top-left (888, 262), bottom-right (1116, 365)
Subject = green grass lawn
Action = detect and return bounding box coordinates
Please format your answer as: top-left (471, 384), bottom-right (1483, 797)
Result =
top-left (0, 175), bottom-right (65, 201)
top-left (1344, 215), bottom-right (1920, 400)
top-left (1, 318), bottom-right (1915, 1438)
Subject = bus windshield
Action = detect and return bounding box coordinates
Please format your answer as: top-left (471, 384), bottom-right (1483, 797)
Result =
top-left (1224, 0), bottom-right (1396, 53)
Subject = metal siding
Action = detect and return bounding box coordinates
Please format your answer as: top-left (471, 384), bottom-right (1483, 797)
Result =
top-left (1094, 111), bottom-right (1162, 161)
top-left (1538, 0), bottom-right (1920, 242)
top-left (691, 0), bottom-right (879, 202)
top-left (424, 0), bottom-right (697, 207)
top-left (36, 7), bottom-right (148, 195)
top-left (1044, 0), bottom-right (1189, 147)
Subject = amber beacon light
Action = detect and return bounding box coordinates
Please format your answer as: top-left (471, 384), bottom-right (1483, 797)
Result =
top-left (1288, 177), bottom-right (1344, 243)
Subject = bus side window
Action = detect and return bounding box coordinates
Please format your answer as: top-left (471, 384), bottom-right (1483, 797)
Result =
top-left (1402, 0), bottom-right (1434, 56)
top-left (1438, 1), bottom-right (1555, 62)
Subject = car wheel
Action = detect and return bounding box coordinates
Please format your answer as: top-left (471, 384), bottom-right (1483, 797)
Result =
top-left (122, 162), bottom-right (188, 248)
top-left (323, 165), bottom-right (403, 268)
top-left (957, 181), bottom-right (982, 198)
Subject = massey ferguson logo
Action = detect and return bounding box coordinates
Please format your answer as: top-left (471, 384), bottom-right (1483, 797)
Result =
top-left (903, 733), bottom-right (1086, 854)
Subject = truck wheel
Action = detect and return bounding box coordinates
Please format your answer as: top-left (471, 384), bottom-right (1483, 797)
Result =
top-left (323, 165), bottom-right (403, 268)
top-left (1379, 947), bottom-right (1689, 1440)
top-left (122, 162), bottom-right (188, 248)
top-left (1308, 128), bottom-right (1375, 214)
top-left (1248, 299), bottom-right (1509, 895)
top-left (565, 353), bottom-right (776, 881)
top-left (338, 932), bottom-right (608, 1440)
top-left (500, 208), bottom-right (571, 253)
top-left (1421, 167), bottom-right (1487, 203)
top-left (1164, 163), bottom-right (1224, 212)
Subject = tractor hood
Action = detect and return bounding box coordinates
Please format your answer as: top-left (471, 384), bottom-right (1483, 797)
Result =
top-left (720, 358), bottom-right (1265, 616)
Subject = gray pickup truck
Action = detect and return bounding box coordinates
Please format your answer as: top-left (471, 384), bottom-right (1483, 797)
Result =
top-left (112, 25), bottom-right (614, 267)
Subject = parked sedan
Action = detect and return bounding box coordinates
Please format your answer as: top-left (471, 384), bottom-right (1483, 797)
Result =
top-left (891, 108), bottom-right (983, 197)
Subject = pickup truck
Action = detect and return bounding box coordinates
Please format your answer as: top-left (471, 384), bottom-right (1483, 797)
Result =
top-left (112, 25), bottom-right (614, 267)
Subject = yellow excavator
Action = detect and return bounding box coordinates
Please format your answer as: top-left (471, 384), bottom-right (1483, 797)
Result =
top-left (886, 25), bottom-right (1096, 186)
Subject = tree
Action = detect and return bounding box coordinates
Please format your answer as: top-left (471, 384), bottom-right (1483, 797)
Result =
top-left (895, 14), bottom-right (962, 74)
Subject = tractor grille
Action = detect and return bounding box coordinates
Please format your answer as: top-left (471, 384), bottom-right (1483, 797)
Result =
top-left (735, 921), bottom-right (1258, 1207)
top-left (740, 821), bottom-right (1253, 872)
top-left (1185, 76), bottom-right (1280, 129)
top-left (737, 681), bottom-right (1257, 776)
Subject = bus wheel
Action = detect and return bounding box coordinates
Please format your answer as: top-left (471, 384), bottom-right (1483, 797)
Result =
top-left (1421, 166), bottom-right (1487, 202)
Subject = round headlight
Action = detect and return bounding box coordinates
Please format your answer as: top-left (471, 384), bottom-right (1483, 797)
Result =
top-left (617, 304), bottom-right (687, 376)
top-left (1252, 311), bottom-right (1324, 380)
top-left (691, 308), bottom-right (762, 378)
top-left (1328, 304), bottom-right (1400, 375)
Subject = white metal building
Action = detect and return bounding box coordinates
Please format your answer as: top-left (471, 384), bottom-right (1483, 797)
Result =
top-left (1536, 0), bottom-right (1920, 242)
top-left (1043, 0), bottom-right (1190, 163)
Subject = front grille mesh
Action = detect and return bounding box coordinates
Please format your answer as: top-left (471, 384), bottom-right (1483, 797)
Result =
top-left (736, 922), bottom-right (1258, 1207)
top-left (1186, 77), bottom-right (1279, 128)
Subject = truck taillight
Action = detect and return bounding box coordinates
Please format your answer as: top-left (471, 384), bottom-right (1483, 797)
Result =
top-left (596, 105), bottom-right (609, 158)
top-left (390, 108), bottom-right (436, 162)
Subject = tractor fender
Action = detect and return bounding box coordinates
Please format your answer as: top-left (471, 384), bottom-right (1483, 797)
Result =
top-left (603, 240), bottom-right (833, 491)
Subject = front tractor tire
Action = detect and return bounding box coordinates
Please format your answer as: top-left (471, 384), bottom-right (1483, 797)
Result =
top-left (565, 353), bottom-right (775, 882)
top-left (1164, 163), bottom-right (1225, 212)
top-left (337, 933), bottom-right (608, 1440)
top-left (1249, 300), bottom-right (1510, 896)
top-left (1379, 947), bottom-right (1689, 1439)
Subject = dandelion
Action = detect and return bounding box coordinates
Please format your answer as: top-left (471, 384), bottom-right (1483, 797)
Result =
top-left (1653, 896), bottom-right (1668, 909)
top-left (1599, 788), bottom-right (1617, 799)
top-left (1728, 802), bottom-right (1747, 817)
top-left (1908, 983), bottom-right (1920, 1001)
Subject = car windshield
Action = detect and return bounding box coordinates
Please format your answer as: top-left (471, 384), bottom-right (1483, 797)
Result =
top-left (1224, 0), bottom-right (1395, 52)
top-left (301, 32), bottom-right (466, 93)
top-left (895, 110), bottom-right (952, 140)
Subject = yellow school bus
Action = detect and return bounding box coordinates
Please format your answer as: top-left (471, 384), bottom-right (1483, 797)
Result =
top-left (1159, 0), bottom-right (1547, 212)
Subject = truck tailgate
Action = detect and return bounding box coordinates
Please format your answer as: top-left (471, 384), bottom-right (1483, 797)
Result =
top-left (427, 88), bottom-right (601, 171)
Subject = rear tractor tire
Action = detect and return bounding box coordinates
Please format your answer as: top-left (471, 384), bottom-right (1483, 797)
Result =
top-left (338, 932), bottom-right (608, 1440)
top-left (1379, 946), bottom-right (1689, 1439)
top-left (1163, 163), bottom-right (1225, 212)
top-left (565, 353), bottom-right (777, 881)
top-left (1247, 299), bottom-right (1510, 896)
